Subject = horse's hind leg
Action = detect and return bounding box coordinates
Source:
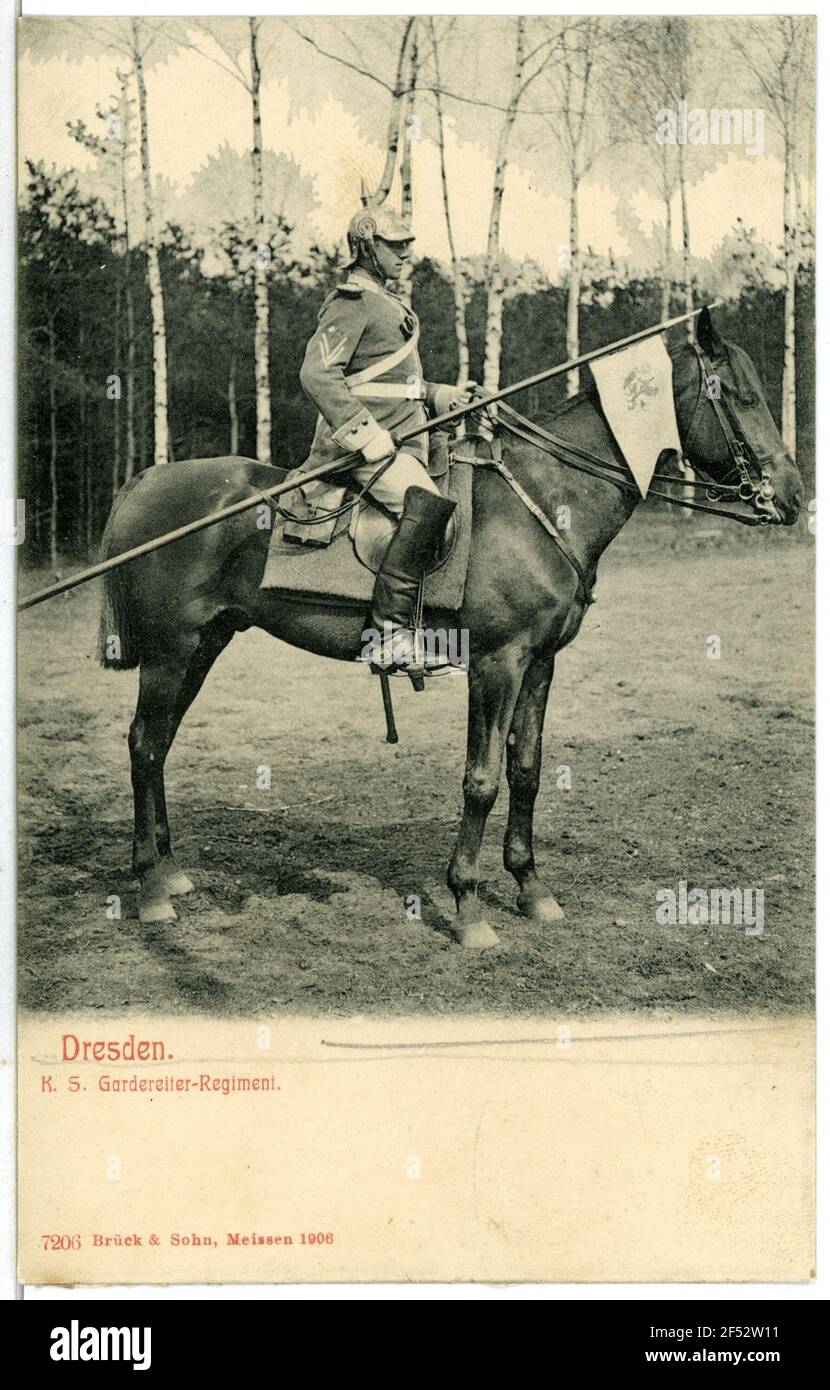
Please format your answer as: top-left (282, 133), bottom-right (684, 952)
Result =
top-left (130, 655), bottom-right (192, 924)
top-left (503, 651), bottom-right (564, 923)
top-left (447, 643), bottom-right (528, 948)
top-left (153, 617), bottom-right (236, 897)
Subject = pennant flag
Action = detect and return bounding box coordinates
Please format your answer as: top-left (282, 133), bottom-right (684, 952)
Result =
top-left (589, 335), bottom-right (683, 496)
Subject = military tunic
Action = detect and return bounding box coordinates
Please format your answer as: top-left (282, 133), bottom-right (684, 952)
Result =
top-left (298, 269), bottom-right (443, 471)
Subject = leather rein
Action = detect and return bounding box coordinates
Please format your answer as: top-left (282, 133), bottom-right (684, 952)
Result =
top-left (466, 342), bottom-right (781, 607)
top-left (273, 342), bottom-right (780, 615)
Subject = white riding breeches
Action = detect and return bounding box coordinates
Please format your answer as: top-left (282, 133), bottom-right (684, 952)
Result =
top-left (350, 451), bottom-right (440, 517)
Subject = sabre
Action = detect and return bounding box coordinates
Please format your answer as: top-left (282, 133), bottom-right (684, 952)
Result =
top-left (17, 301), bottom-right (719, 613)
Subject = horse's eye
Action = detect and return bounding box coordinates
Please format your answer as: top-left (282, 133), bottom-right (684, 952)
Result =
top-left (737, 392), bottom-right (758, 408)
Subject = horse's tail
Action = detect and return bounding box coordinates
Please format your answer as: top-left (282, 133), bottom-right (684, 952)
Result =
top-left (97, 476), bottom-right (145, 670)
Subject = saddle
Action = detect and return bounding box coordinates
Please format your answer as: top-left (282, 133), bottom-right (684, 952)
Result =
top-left (259, 433), bottom-right (475, 612)
top-left (279, 432), bottom-right (456, 577)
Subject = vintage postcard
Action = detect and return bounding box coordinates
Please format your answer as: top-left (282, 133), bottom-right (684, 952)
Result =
top-left (14, 9), bottom-right (815, 1287)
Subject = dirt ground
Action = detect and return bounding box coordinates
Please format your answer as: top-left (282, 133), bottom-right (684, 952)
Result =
top-left (18, 509), bottom-right (814, 1018)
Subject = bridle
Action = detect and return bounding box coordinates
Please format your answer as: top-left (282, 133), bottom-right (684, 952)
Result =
top-left (488, 340), bottom-right (782, 529)
top-left (683, 342), bottom-right (779, 523)
top-left (449, 338), bottom-right (785, 610)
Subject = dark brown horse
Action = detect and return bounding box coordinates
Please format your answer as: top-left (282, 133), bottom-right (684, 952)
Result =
top-left (98, 313), bottom-right (801, 946)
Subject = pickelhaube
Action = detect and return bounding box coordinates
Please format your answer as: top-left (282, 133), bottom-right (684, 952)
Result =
top-left (345, 204), bottom-right (414, 267)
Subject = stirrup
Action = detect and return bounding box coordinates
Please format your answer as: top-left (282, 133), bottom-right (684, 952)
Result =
top-left (357, 627), bottom-right (452, 675)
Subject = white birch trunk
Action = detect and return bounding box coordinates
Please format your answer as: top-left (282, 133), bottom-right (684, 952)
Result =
top-left (124, 270), bottom-right (136, 481)
top-left (118, 73), bottom-right (136, 483)
top-left (565, 173), bottom-right (581, 397)
top-left (677, 138), bottom-right (693, 339)
top-left (250, 18), bottom-right (271, 465)
top-left (228, 351), bottom-right (240, 456)
top-left (429, 20), bottom-right (469, 386)
top-left (47, 311), bottom-right (58, 570)
top-left (398, 36), bottom-right (417, 307)
top-left (781, 134), bottom-right (797, 456)
top-left (112, 280), bottom-right (121, 495)
top-left (661, 192), bottom-right (673, 321)
top-left (373, 18), bottom-right (416, 205)
top-left (677, 139), bottom-right (694, 512)
top-left (132, 20), bottom-right (169, 466)
top-left (483, 17), bottom-right (525, 394)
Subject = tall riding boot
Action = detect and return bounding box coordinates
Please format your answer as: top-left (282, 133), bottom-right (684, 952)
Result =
top-left (359, 485), bottom-right (457, 672)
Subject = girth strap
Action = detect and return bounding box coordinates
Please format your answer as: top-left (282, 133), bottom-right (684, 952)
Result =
top-left (488, 455), bottom-right (596, 607)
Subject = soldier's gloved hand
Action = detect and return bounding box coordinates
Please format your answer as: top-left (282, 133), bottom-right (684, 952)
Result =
top-left (432, 382), bottom-right (478, 416)
top-left (360, 427), bottom-right (397, 464)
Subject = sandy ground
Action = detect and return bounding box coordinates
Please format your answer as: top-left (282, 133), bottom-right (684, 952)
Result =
top-left (18, 510), bottom-right (814, 1017)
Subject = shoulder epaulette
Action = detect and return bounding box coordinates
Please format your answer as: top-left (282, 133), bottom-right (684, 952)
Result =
top-left (317, 281), bottom-right (364, 320)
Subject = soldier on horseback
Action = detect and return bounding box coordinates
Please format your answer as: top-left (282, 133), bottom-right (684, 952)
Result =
top-left (298, 205), bottom-right (474, 673)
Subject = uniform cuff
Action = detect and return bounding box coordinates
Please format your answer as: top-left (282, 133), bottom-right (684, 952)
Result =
top-left (332, 409), bottom-right (383, 452)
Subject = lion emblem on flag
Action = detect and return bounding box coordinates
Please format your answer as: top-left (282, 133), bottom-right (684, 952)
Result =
top-left (623, 365), bottom-right (660, 411)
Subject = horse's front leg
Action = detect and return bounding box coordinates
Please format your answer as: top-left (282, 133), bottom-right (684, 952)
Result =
top-left (503, 651), bottom-right (564, 923)
top-left (448, 644), bottom-right (529, 948)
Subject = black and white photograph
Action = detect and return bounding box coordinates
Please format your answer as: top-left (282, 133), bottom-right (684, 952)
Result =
top-left (9, 6), bottom-right (817, 1291)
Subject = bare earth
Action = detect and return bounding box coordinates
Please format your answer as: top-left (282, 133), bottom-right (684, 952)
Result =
top-left (18, 511), bottom-right (814, 1017)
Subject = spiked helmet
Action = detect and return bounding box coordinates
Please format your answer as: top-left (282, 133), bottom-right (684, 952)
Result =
top-left (345, 204), bottom-right (414, 269)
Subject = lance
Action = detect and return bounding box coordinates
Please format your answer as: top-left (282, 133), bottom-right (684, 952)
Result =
top-left (18, 300), bottom-right (719, 613)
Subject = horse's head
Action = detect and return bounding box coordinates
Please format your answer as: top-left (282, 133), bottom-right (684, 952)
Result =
top-left (670, 309), bottom-right (802, 526)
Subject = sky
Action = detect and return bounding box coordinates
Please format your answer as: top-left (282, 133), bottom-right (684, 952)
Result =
top-left (17, 23), bottom-right (803, 280)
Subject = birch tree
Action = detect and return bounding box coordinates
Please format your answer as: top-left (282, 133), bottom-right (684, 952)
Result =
top-left (68, 80), bottom-right (138, 489)
top-left (481, 19), bottom-right (526, 394)
top-left (171, 18), bottom-right (283, 464)
top-left (540, 19), bottom-right (599, 394)
top-left (21, 164), bottom-right (115, 564)
top-left (116, 73), bottom-right (137, 482)
top-left (426, 18), bottom-right (469, 385)
top-left (129, 19), bottom-right (168, 463)
top-left (611, 20), bottom-right (698, 334)
top-left (614, 31), bottom-right (682, 320)
top-left (671, 22), bottom-right (695, 330)
top-left (398, 32), bottom-right (419, 307)
top-left (480, 18), bottom-right (564, 392)
top-left (537, 18), bottom-right (647, 393)
top-left (730, 16), bottom-right (814, 455)
top-left (248, 19), bottom-right (270, 462)
top-left (279, 17), bottom-right (484, 375)
top-left (283, 17), bottom-right (416, 211)
top-left (20, 17), bottom-right (179, 465)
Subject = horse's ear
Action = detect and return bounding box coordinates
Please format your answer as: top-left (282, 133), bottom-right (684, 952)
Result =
top-left (696, 306), bottom-right (725, 359)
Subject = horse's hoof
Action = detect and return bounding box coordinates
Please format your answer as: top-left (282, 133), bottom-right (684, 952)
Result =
top-left (517, 892), bottom-right (565, 924)
top-left (139, 897), bottom-right (178, 925)
top-left (163, 868), bottom-right (195, 897)
top-left (455, 921), bottom-right (500, 949)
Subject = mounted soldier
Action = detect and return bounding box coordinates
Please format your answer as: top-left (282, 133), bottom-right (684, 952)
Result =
top-left (298, 204), bottom-right (475, 673)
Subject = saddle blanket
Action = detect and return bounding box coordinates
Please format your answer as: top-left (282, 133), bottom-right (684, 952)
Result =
top-left (259, 461), bottom-right (473, 612)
